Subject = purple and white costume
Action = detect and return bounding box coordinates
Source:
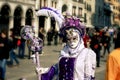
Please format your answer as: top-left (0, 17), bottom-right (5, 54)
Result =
top-left (41, 39), bottom-right (96, 80)
top-left (40, 17), bottom-right (96, 80)
top-left (59, 40), bottom-right (96, 80)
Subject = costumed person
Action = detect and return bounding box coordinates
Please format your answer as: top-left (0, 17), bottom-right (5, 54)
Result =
top-left (105, 28), bottom-right (120, 80)
top-left (38, 16), bottom-right (96, 80)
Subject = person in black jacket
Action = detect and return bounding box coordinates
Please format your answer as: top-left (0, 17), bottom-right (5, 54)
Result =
top-left (90, 30), bottom-right (102, 67)
top-left (38, 27), bottom-right (45, 54)
top-left (101, 31), bottom-right (111, 57)
top-left (7, 28), bottom-right (19, 66)
top-left (0, 29), bottom-right (10, 80)
top-left (47, 28), bottom-right (54, 45)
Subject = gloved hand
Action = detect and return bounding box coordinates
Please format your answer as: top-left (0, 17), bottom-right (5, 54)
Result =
top-left (35, 67), bottom-right (49, 74)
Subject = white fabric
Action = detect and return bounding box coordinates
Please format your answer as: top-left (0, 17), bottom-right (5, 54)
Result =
top-left (60, 39), bottom-right (96, 80)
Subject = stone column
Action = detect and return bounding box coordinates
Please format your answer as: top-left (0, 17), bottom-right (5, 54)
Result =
top-left (47, 0), bottom-right (51, 7)
top-left (8, 16), bottom-right (14, 37)
top-left (9, 16), bottom-right (14, 29)
top-left (35, 0), bottom-right (39, 10)
top-left (21, 16), bottom-right (25, 26)
top-left (33, 16), bottom-right (39, 37)
top-left (45, 17), bottom-right (51, 33)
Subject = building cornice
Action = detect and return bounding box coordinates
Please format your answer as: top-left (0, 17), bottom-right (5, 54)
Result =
top-left (0, 0), bottom-right (35, 6)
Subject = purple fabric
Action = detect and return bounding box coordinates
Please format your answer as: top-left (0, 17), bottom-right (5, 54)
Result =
top-left (41, 66), bottom-right (55, 80)
top-left (59, 57), bottom-right (76, 80)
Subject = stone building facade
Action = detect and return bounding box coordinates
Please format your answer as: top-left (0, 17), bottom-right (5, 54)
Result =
top-left (0, 0), bottom-right (85, 36)
top-left (84, 0), bottom-right (95, 28)
top-left (0, 0), bottom-right (116, 37)
top-left (105, 0), bottom-right (120, 26)
top-left (0, 0), bottom-right (38, 36)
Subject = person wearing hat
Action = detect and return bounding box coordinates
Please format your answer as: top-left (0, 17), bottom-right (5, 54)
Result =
top-left (38, 17), bottom-right (96, 80)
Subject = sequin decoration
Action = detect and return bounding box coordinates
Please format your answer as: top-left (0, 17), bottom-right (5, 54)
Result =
top-left (20, 25), bottom-right (43, 52)
top-left (28, 36), bottom-right (43, 52)
top-left (20, 25), bottom-right (35, 40)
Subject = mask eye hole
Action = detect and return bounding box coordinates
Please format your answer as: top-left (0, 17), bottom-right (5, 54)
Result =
top-left (73, 37), bottom-right (77, 40)
top-left (67, 36), bottom-right (78, 42)
top-left (67, 38), bottom-right (70, 41)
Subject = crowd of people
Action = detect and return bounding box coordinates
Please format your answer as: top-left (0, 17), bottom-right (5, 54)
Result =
top-left (0, 23), bottom-right (119, 80)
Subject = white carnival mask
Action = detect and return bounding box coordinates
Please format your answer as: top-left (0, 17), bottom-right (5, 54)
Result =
top-left (66, 28), bottom-right (80, 49)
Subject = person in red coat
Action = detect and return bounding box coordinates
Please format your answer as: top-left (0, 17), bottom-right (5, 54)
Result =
top-left (83, 33), bottom-right (90, 48)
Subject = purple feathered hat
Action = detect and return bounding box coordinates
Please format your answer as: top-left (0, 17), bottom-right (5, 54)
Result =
top-left (60, 16), bottom-right (86, 38)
